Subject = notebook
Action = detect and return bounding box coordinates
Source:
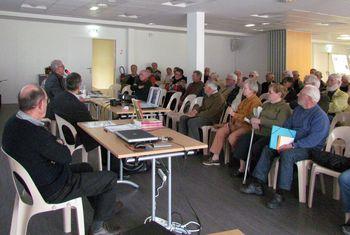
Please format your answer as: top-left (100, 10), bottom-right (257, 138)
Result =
top-left (269, 125), bottom-right (296, 150)
top-left (115, 129), bottom-right (159, 143)
top-left (140, 87), bottom-right (161, 109)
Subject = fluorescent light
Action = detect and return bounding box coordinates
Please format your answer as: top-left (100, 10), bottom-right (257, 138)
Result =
top-left (21, 3), bottom-right (47, 10)
top-left (251, 14), bottom-right (269, 18)
top-left (337, 35), bottom-right (350, 40)
top-left (128, 15), bottom-right (138, 19)
top-left (316, 22), bottom-right (329, 26)
top-left (245, 24), bottom-right (255, 27)
top-left (97, 3), bottom-right (108, 7)
top-left (118, 14), bottom-right (127, 18)
top-left (117, 14), bottom-right (138, 19)
top-left (162, 1), bottom-right (187, 8)
top-left (148, 23), bottom-right (155, 25)
top-left (90, 6), bottom-right (99, 11)
top-left (253, 29), bottom-right (264, 31)
top-left (261, 22), bottom-right (270, 25)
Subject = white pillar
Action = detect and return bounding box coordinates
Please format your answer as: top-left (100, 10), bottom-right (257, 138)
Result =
top-left (187, 12), bottom-right (205, 83)
top-left (127, 28), bottom-right (135, 73)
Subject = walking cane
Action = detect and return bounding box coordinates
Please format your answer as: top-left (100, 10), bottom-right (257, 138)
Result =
top-left (243, 128), bottom-right (254, 184)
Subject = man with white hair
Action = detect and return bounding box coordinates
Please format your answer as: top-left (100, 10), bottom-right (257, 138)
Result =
top-left (304, 74), bottom-right (329, 113)
top-left (248, 70), bottom-right (261, 95)
top-left (241, 85), bottom-right (329, 209)
top-left (179, 81), bottom-right (225, 141)
top-left (324, 73), bottom-right (349, 116)
top-left (220, 73), bottom-right (240, 104)
top-left (44, 59), bottom-right (66, 101)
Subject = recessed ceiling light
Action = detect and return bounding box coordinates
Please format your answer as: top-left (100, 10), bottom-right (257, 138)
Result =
top-left (108, 0), bottom-right (116, 2)
top-left (316, 22), bottom-right (329, 26)
top-left (261, 22), bottom-right (270, 25)
top-left (253, 29), bottom-right (264, 31)
top-left (162, 1), bottom-right (187, 8)
top-left (97, 3), bottom-right (108, 7)
top-left (148, 23), bottom-right (155, 25)
top-left (21, 3), bottom-right (47, 10)
top-left (90, 6), bottom-right (99, 11)
top-left (251, 14), bottom-right (269, 18)
top-left (245, 24), bottom-right (255, 27)
top-left (117, 14), bottom-right (138, 19)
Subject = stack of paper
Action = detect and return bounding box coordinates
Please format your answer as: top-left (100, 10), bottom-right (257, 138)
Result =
top-left (104, 123), bottom-right (140, 132)
top-left (133, 118), bottom-right (163, 130)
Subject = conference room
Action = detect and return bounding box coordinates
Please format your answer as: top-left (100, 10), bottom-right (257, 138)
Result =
top-left (1, 0), bottom-right (350, 234)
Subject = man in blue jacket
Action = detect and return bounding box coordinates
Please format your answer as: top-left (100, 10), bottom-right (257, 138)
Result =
top-left (241, 85), bottom-right (330, 209)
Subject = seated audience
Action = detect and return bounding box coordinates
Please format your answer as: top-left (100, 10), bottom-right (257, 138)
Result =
top-left (179, 81), bottom-right (225, 141)
top-left (168, 68), bottom-right (187, 93)
top-left (324, 73), bottom-right (349, 117)
top-left (45, 59), bottom-right (66, 101)
top-left (261, 72), bottom-right (275, 94)
top-left (203, 79), bottom-right (262, 166)
top-left (310, 68), bottom-right (317, 75)
top-left (282, 70), bottom-right (293, 79)
top-left (132, 70), bottom-right (152, 101)
top-left (220, 73), bottom-right (240, 105)
top-left (315, 70), bottom-right (327, 91)
top-left (292, 70), bottom-right (303, 93)
top-left (2, 84), bottom-right (120, 235)
top-left (49, 73), bottom-right (99, 152)
top-left (304, 74), bottom-right (329, 113)
top-left (248, 71), bottom-right (261, 95)
top-left (204, 67), bottom-right (210, 83)
top-left (123, 64), bottom-right (139, 88)
top-left (341, 75), bottom-right (350, 93)
top-left (282, 77), bottom-right (298, 109)
top-left (231, 84), bottom-right (291, 176)
top-left (241, 85), bottom-right (329, 209)
top-left (151, 62), bottom-right (161, 81)
top-left (234, 70), bottom-right (242, 82)
top-left (164, 67), bottom-right (173, 84)
top-left (146, 67), bottom-right (158, 86)
top-left (179, 70), bottom-right (204, 104)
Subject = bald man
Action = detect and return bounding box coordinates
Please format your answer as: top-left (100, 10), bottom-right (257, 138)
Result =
top-left (2, 84), bottom-right (121, 235)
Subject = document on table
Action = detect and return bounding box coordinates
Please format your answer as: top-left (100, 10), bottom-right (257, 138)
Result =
top-left (83, 120), bottom-right (114, 128)
top-left (104, 123), bottom-right (140, 132)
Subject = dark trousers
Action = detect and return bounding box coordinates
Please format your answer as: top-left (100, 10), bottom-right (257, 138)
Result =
top-left (48, 163), bottom-right (118, 221)
top-left (340, 169), bottom-right (350, 213)
top-left (232, 133), bottom-right (270, 168)
top-left (178, 115), bottom-right (212, 141)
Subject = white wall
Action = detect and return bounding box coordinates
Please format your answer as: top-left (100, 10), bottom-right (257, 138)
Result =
top-left (312, 43), bottom-right (350, 79)
top-left (235, 33), bottom-right (268, 83)
top-left (0, 18), bottom-right (265, 103)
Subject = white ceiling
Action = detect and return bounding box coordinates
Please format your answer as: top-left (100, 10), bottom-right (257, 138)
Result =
top-left (1, 0), bottom-right (350, 42)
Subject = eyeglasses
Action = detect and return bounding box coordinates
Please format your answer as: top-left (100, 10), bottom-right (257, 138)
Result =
top-left (248, 74), bottom-right (254, 77)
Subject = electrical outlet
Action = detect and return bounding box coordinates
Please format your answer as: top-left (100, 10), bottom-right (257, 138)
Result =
top-left (157, 168), bottom-right (167, 182)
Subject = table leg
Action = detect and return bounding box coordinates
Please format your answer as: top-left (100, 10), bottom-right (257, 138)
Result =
top-left (117, 159), bottom-right (139, 188)
top-left (107, 151), bottom-right (110, 171)
top-left (167, 156), bottom-right (172, 226)
top-left (109, 110), bottom-right (112, 120)
top-left (96, 105), bottom-right (100, 120)
top-left (152, 158), bottom-right (156, 221)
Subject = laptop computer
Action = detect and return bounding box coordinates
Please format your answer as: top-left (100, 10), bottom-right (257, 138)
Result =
top-left (140, 87), bottom-right (161, 109)
top-left (115, 129), bottom-right (159, 143)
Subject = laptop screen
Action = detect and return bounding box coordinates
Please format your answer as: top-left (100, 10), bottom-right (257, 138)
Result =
top-left (147, 87), bottom-right (161, 105)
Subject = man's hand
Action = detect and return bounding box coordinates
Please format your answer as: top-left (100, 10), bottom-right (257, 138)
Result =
top-left (278, 143), bottom-right (293, 153)
top-left (187, 109), bottom-right (198, 117)
top-left (56, 139), bottom-right (64, 145)
top-left (250, 117), bottom-right (261, 130)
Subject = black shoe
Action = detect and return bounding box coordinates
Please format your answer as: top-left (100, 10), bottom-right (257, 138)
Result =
top-left (342, 224), bottom-right (350, 235)
top-left (266, 193), bottom-right (284, 209)
top-left (115, 200), bottom-right (124, 214)
top-left (240, 182), bottom-right (264, 196)
top-left (202, 158), bottom-right (220, 166)
top-left (231, 169), bottom-right (244, 178)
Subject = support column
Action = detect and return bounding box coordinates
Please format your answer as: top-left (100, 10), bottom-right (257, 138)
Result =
top-left (187, 12), bottom-right (205, 83)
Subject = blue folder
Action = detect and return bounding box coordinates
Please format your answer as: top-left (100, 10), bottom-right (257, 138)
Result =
top-left (269, 125), bottom-right (296, 150)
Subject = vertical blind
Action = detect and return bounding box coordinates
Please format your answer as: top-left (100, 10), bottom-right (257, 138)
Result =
top-left (268, 30), bottom-right (286, 83)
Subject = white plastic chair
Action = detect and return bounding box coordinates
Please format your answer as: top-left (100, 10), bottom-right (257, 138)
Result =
top-left (108, 84), bottom-right (121, 98)
top-left (166, 94), bottom-right (196, 130)
top-left (55, 114), bottom-right (102, 171)
top-left (165, 92), bottom-right (182, 111)
top-left (308, 126), bottom-right (350, 208)
top-left (329, 112), bottom-right (350, 154)
top-left (121, 85), bottom-right (132, 95)
top-left (189, 97), bottom-right (203, 111)
top-left (158, 88), bottom-right (167, 107)
top-left (1, 147), bottom-right (85, 235)
top-left (41, 118), bottom-right (57, 136)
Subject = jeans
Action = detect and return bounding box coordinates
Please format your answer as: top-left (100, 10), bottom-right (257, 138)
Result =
top-left (178, 115), bottom-right (212, 141)
top-left (253, 146), bottom-right (310, 190)
top-left (48, 163), bottom-right (118, 221)
top-left (339, 169), bottom-right (350, 212)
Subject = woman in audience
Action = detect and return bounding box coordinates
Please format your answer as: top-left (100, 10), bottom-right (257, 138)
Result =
top-left (282, 76), bottom-right (298, 109)
top-left (203, 79), bottom-right (262, 166)
top-left (164, 67), bottom-right (173, 84)
top-left (146, 66), bottom-right (158, 86)
top-left (231, 84), bottom-right (292, 177)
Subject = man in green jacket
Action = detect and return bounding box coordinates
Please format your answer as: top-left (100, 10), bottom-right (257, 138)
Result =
top-left (179, 81), bottom-right (225, 141)
top-left (323, 73), bottom-right (349, 116)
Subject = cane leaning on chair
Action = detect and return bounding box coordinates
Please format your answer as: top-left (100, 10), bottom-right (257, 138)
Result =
top-left (2, 84), bottom-right (121, 235)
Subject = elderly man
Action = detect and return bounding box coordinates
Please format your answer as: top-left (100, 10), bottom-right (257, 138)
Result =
top-left (248, 71), bottom-right (261, 95)
top-left (179, 81), bottom-right (225, 141)
top-left (324, 73), bottom-right (349, 116)
top-left (131, 69), bottom-right (152, 101)
top-left (180, 70), bottom-right (204, 104)
top-left (2, 84), bottom-right (121, 234)
top-left (304, 74), bottom-right (329, 113)
top-left (220, 73), bottom-right (240, 105)
top-left (123, 64), bottom-right (138, 88)
top-left (341, 75), bottom-right (350, 92)
top-left (315, 71), bottom-right (327, 91)
top-left (44, 59), bottom-right (66, 100)
top-left (241, 85), bottom-right (329, 209)
top-left (292, 70), bottom-right (303, 93)
top-left (261, 72), bottom-right (275, 94)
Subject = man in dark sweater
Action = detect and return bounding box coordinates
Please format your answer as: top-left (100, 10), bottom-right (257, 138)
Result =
top-left (179, 70), bottom-right (204, 105)
top-left (49, 72), bottom-right (98, 152)
top-left (2, 84), bottom-right (120, 235)
top-left (44, 59), bottom-right (66, 101)
top-left (241, 85), bottom-right (330, 209)
top-left (131, 70), bottom-right (152, 101)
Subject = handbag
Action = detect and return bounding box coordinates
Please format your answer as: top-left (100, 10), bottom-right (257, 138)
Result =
top-left (310, 149), bottom-right (350, 172)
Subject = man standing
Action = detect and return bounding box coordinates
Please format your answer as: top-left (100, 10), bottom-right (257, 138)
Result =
top-left (2, 84), bottom-right (121, 234)
top-left (44, 59), bottom-right (66, 101)
top-left (178, 81), bottom-right (225, 141)
top-left (241, 85), bottom-right (329, 209)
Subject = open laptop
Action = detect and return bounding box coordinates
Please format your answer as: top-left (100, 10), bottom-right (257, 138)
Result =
top-left (115, 129), bottom-right (159, 143)
top-left (140, 87), bottom-right (161, 109)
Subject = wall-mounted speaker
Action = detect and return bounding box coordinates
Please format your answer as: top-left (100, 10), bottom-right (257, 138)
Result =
top-left (230, 38), bottom-right (240, 52)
